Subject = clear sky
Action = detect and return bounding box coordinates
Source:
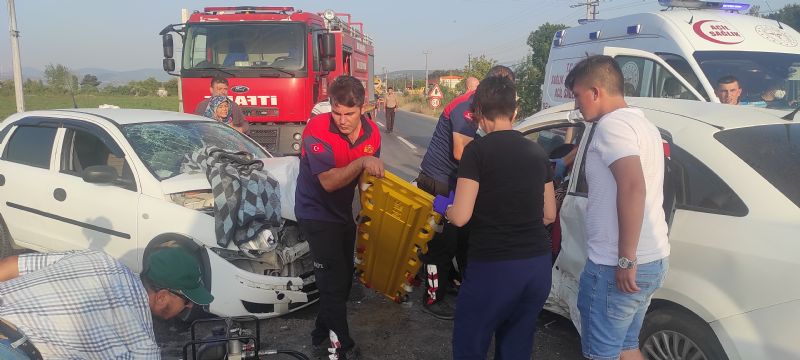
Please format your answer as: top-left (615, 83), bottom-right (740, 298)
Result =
top-left (0, 0), bottom-right (794, 75)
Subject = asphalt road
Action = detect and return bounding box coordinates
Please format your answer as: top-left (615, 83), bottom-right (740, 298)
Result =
top-left (156, 109), bottom-right (583, 359)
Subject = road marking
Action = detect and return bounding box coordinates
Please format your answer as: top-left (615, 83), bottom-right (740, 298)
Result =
top-left (376, 121), bottom-right (386, 128)
top-left (397, 136), bottom-right (417, 151)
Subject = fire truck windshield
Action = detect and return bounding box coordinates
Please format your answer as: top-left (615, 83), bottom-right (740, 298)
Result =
top-left (694, 51), bottom-right (800, 109)
top-left (182, 22), bottom-right (306, 75)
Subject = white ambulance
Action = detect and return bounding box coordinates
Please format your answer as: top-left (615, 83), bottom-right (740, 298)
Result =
top-left (542, 0), bottom-right (800, 110)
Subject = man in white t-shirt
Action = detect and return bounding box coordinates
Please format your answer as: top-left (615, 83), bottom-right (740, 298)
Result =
top-left (565, 55), bottom-right (670, 360)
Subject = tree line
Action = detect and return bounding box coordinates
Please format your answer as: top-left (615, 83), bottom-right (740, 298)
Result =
top-left (0, 63), bottom-right (178, 97)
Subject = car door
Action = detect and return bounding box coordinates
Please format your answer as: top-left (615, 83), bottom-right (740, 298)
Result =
top-left (516, 109), bottom-right (592, 323)
top-left (49, 120), bottom-right (141, 266)
top-left (0, 119), bottom-right (65, 251)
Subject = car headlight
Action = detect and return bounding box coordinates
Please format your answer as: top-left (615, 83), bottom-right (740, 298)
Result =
top-left (238, 229), bottom-right (277, 256)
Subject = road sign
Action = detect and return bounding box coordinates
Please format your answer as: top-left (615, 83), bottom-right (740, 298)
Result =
top-left (429, 97), bottom-right (441, 109)
top-left (428, 84), bottom-right (443, 99)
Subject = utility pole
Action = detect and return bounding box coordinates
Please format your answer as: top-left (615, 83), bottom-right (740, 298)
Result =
top-left (7, 0), bottom-right (25, 112)
top-left (423, 50), bottom-right (430, 97)
top-left (571, 0), bottom-right (599, 21)
top-left (385, 66), bottom-right (389, 90)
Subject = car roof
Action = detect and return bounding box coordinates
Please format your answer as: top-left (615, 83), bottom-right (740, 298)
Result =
top-left (4, 108), bottom-right (214, 126)
top-left (521, 98), bottom-right (795, 131)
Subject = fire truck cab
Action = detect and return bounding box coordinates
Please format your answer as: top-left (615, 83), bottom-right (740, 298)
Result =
top-left (542, 0), bottom-right (800, 110)
top-left (160, 6), bottom-right (375, 155)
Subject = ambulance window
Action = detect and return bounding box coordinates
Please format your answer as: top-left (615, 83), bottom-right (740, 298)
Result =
top-left (615, 56), bottom-right (700, 101)
top-left (657, 53), bottom-right (710, 101)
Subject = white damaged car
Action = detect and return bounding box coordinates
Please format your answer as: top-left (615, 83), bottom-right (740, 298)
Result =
top-left (0, 109), bottom-right (316, 318)
top-left (516, 98), bottom-right (800, 359)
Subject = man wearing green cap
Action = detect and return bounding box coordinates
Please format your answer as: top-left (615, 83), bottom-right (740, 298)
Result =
top-left (0, 247), bottom-right (213, 359)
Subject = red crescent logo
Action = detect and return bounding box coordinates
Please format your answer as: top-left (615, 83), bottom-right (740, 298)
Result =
top-left (693, 20), bottom-right (744, 45)
top-left (311, 144), bottom-right (324, 153)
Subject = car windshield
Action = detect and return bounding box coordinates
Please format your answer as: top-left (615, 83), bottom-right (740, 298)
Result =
top-left (715, 123), bottom-right (800, 209)
top-left (694, 51), bottom-right (800, 110)
top-left (121, 121), bottom-right (269, 180)
top-left (182, 22), bottom-right (306, 74)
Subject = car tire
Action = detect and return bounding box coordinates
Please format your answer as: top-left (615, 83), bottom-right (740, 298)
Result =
top-left (640, 306), bottom-right (729, 360)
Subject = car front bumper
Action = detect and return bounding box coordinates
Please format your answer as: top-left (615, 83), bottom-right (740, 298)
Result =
top-left (204, 246), bottom-right (317, 318)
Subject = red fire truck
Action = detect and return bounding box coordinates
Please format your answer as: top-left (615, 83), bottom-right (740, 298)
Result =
top-left (160, 6), bottom-right (376, 155)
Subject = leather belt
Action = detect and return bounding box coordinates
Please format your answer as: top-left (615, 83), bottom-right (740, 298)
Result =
top-left (0, 318), bottom-right (43, 360)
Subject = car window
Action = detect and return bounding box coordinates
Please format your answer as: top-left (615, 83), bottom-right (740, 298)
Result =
top-left (670, 145), bottom-right (748, 216)
top-left (122, 121), bottom-right (269, 180)
top-left (715, 124), bottom-right (800, 209)
top-left (615, 55), bottom-right (699, 101)
top-left (60, 128), bottom-right (136, 191)
top-left (523, 126), bottom-right (582, 158)
top-left (523, 124), bottom-right (585, 207)
top-left (0, 125), bottom-right (12, 145)
top-left (2, 126), bottom-right (57, 169)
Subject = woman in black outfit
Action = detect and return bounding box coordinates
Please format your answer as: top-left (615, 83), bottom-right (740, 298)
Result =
top-left (442, 76), bottom-right (557, 360)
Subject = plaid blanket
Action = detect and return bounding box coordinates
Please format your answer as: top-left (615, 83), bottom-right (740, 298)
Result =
top-left (181, 146), bottom-right (282, 247)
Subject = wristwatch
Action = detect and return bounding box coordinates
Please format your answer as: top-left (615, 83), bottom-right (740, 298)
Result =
top-left (618, 256), bottom-right (637, 269)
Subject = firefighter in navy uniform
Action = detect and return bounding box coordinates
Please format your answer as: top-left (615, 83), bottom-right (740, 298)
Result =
top-left (295, 76), bottom-right (383, 360)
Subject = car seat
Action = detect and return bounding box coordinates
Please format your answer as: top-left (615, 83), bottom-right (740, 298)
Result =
top-left (663, 77), bottom-right (683, 99)
top-left (223, 42), bottom-right (248, 66)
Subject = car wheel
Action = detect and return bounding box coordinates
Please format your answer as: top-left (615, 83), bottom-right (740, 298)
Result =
top-left (640, 307), bottom-right (728, 360)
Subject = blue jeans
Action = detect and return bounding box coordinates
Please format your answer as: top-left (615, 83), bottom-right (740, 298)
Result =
top-left (0, 339), bottom-right (32, 360)
top-left (453, 254), bottom-right (551, 360)
top-left (577, 257), bottom-right (669, 360)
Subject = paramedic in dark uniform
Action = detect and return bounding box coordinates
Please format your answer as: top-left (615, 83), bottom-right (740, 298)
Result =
top-left (417, 67), bottom-right (514, 320)
top-left (295, 75), bottom-right (383, 360)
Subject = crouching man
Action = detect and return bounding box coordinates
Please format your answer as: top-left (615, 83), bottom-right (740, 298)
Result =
top-left (0, 247), bottom-right (213, 359)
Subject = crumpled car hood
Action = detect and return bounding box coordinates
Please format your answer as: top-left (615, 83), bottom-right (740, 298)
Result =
top-left (160, 156), bottom-right (300, 221)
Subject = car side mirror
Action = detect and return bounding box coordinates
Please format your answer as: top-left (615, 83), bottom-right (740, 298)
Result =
top-left (320, 33), bottom-right (336, 72)
top-left (163, 58), bottom-right (176, 72)
top-left (320, 33), bottom-right (336, 58)
top-left (163, 34), bottom-right (174, 58)
top-left (82, 165), bottom-right (118, 184)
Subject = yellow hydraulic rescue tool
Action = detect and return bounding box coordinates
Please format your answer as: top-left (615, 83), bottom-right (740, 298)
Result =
top-left (356, 171), bottom-right (440, 303)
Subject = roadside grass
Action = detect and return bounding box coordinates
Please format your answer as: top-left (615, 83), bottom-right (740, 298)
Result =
top-left (397, 92), bottom-right (458, 118)
top-left (1, 95), bottom-right (180, 120)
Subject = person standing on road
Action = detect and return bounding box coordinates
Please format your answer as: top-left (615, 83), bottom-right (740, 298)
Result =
top-left (295, 75), bottom-right (384, 360)
top-left (439, 75), bottom-right (557, 359)
top-left (565, 55), bottom-right (670, 360)
top-left (415, 72), bottom-right (496, 320)
top-left (0, 247), bottom-right (213, 359)
top-left (384, 87), bottom-right (398, 133)
top-left (194, 76), bottom-right (250, 134)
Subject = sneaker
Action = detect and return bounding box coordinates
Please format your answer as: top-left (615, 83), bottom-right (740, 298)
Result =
top-left (422, 299), bottom-right (455, 320)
